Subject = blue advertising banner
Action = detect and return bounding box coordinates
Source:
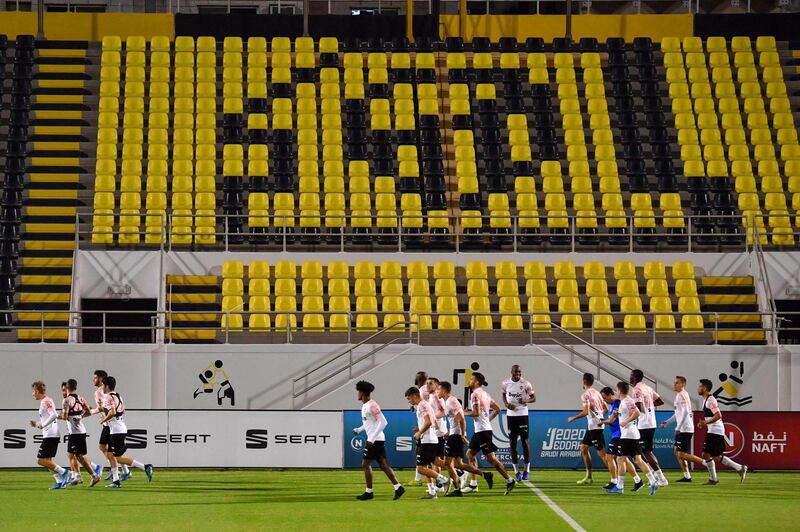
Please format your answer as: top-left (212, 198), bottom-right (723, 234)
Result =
top-left (344, 410), bottom-right (682, 469)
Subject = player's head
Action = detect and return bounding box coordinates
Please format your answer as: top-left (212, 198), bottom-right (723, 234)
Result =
top-left (437, 381), bottom-right (451, 398)
top-left (600, 386), bottom-right (615, 404)
top-left (31, 380), bottom-right (46, 399)
top-left (511, 364), bottom-right (521, 381)
top-left (674, 375), bottom-right (687, 392)
top-left (468, 372), bottom-right (487, 390)
top-left (616, 381), bottom-right (630, 397)
top-left (102, 375), bottom-right (117, 393)
top-left (61, 381), bottom-right (68, 398)
top-left (630, 369), bottom-right (644, 385)
top-left (414, 371), bottom-right (428, 387)
top-left (582, 372), bottom-right (594, 388)
top-left (66, 378), bottom-right (77, 392)
top-left (93, 369), bottom-right (107, 387)
top-left (426, 376), bottom-right (440, 393)
top-left (355, 380), bottom-right (374, 401)
top-left (404, 386), bottom-right (421, 405)
top-left (698, 378), bottom-right (713, 396)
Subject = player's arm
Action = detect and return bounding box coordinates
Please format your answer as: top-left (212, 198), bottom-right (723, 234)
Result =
top-left (489, 400), bottom-right (502, 422)
top-left (527, 383), bottom-right (536, 403)
top-left (456, 410), bottom-right (469, 444)
top-left (414, 414), bottom-right (433, 439)
top-left (660, 412), bottom-right (677, 428)
top-left (653, 391), bottom-right (665, 407)
top-left (99, 405), bottom-right (116, 424)
top-left (697, 410), bottom-right (720, 428)
top-left (599, 411), bottom-right (618, 425)
top-left (567, 403), bottom-right (589, 423)
top-left (620, 407), bottom-right (639, 428)
top-left (365, 413), bottom-right (387, 443)
top-left (31, 403), bottom-right (57, 429)
top-left (352, 421), bottom-right (365, 435)
top-left (465, 399), bottom-right (479, 418)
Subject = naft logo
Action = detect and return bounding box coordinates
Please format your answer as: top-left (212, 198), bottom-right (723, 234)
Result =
top-left (350, 437), bottom-right (364, 452)
top-left (723, 422), bottom-right (745, 458)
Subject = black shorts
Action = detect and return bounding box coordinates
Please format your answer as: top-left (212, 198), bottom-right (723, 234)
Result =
top-left (67, 433), bottom-right (88, 456)
top-left (639, 428), bottom-right (656, 453)
top-left (416, 443), bottom-right (438, 466)
top-left (437, 437), bottom-right (446, 457)
top-left (37, 437), bottom-right (59, 459)
top-left (363, 440), bottom-right (386, 462)
top-left (703, 433), bottom-right (726, 457)
top-left (608, 437), bottom-right (622, 456)
top-left (619, 438), bottom-right (643, 458)
top-left (581, 429), bottom-right (605, 450)
top-left (99, 425), bottom-right (111, 446)
top-left (507, 416), bottom-right (529, 439)
top-left (445, 434), bottom-right (464, 458)
top-left (110, 433), bottom-right (127, 457)
top-left (674, 432), bottom-right (693, 453)
top-left (468, 430), bottom-right (497, 456)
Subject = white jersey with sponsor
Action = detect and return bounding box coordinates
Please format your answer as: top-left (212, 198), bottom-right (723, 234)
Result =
top-left (101, 392), bottom-right (128, 434)
top-left (62, 394), bottom-right (88, 435)
top-left (470, 387), bottom-right (494, 433)
top-left (415, 399), bottom-right (439, 444)
top-left (360, 399), bottom-right (386, 442)
top-left (38, 396), bottom-right (59, 438)
top-left (444, 395), bottom-right (464, 436)
top-left (632, 382), bottom-right (660, 430)
top-left (95, 386), bottom-right (108, 427)
top-left (618, 396), bottom-right (641, 440)
top-left (703, 395), bottom-right (725, 436)
top-left (581, 387), bottom-right (605, 430)
top-left (427, 392), bottom-right (447, 437)
top-left (674, 389), bottom-right (694, 433)
top-left (501, 377), bottom-right (534, 417)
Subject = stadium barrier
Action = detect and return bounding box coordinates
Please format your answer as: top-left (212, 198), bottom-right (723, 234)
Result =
top-left (2, 409), bottom-right (798, 469)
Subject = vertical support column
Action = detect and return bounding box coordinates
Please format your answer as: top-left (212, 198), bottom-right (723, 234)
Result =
top-left (406, 0), bottom-right (414, 42)
top-left (460, 0), bottom-right (467, 38)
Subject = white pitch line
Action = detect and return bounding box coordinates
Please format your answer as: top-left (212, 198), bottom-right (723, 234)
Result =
top-left (523, 481), bottom-right (586, 532)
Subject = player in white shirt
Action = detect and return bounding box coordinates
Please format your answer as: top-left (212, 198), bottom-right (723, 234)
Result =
top-left (98, 376), bottom-right (153, 488)
top-left (59, 379), bottom-right (102, 487)
top-left (408, 371), bottom-right (429, 486)
top-left (404, 387), bottom-right (451, 499)
top-left (697, 378), bottom-right (747, 485)
top-left (630, 369), bottom-right (667, 486)
top-left (605, 381), bottom-right (659, 496)
top-left (501, 364), bottom-right (536, 481)
top-left (659, 375), bottom-right (707, 482)
top-left (567, 373), bottom-right (610, 485)
top-left (352, 381), bottom-right (405, 501)
top-left (29, 381), bottom-right (69, 490)
top-left (89, 369), bottom-right (131, 481)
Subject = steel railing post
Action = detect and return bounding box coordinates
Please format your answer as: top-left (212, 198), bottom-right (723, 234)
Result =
top-left (102, 311), bottom-right (106, 344)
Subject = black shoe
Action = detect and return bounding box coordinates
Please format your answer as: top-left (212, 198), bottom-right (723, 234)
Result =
top-left (504, 479), bottom-right (516, 495)
top-left (484, 471), bottom-right (494, 489)
top-left (445, 489), bottom-right (463, 497)
top-left (704, 479), bottom-right (719, 486)
top-left (393, 486), bottom-right (405, 500)
top-left (633, 480), bottom-right (645, 492)
top-left (603, 482), bottom-right (616, 490)
top-left (356, 492), bottom-right (374, 500)
top-left (676, 477), bottom-right (692, 483)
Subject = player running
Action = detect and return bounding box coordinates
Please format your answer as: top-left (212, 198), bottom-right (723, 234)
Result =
top-left (425, 376), bottom-right (448, 493)
top-left (697, 378), bottom-right (748, 485)
top-left (630, 369), bottom-right (668, 486)
top-left (30, 381), bottom-right (69, 489)
top-left (408, 371), bottom-right (429, 486)
top-left (606, 382), bottom-right (659, 496)
top-left (567, 373), bottom-right (610, 485)
top-left (59, 379), bottom-right (102, 487)
top-left (437, 381), bottom-right (493, 497)
top-left (98, 376), bottom-right (154, 488)
top-left (464, 372), bottom-right (515, 495)
top-left (599, 387), bottom-right (644, 492)
top-left (501, 364), bottom-right (535, 481)
top-left (89, 369), bottom-right (131, 481)
top-left (404, 387), bottom-right (451, 499)
top-left (659, 375), bottom-right (708, 482)
top-left (352, 380), bottom-right (405, 501)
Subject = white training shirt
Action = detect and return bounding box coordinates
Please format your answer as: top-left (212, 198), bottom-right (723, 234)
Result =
top-left (95, 386), bottom-right (108, 427)
top-left (101, 392), bottom-right (128, 434)
top-left (581, 387), bottom-right (605, 430)
top-left (673, 389), bottom-right (694, 433)
top-left (444, 395), bottom-right (464, 436)
top-left (62, 394), bottom-right (88, 435)
top-left (501, 377), bottom-right (534, 417)
top-left (38, 396), bottom-right (59, 438)
top-left (632, 382), bottom-right (661, 430)
top-left (358, 399), bottom-right (387, 443)
top-left (415, 399), bottom-right (439, 444)
top-left (470, 387), bottom-right (494, 433)
top-left (703, 395), bottom-right (725, 436)
top-left (427, 392), bottom-right (447, 437)
top-left (618, 396), bottom-right (641, 440)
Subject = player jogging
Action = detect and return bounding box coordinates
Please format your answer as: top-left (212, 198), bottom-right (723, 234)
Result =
top-left (89, 369), bottom-right (131, 481)
top-left (501, 364), bottom-right (535, 481)
top-left (404, 387), bottom-right (451, 499)
top-left (605, 381), bottom-right (659, 496)
top-left (408, 371), bottom-right (428, 486)
top-left (59, 379), bottom-right (102, 487)
top-left (697, 378), bottom-right (748, 485)
top-left (425, 377), bottom-right (448, 487)
top-left (352, 380), bottom-right (405, 501)
top-left (98, 376), bottom-right (154, 488)
top-left (437, 381), bottom-right (493, 497)
top-left (30, 381), bottom-right (69, 490)
top-left (567, 373), bottom-right (610, 485)
top-left (599, 387), bottom-right (644, 492)
top-left (630, 369), bottom-right (668, 486)
top-left (464, 372), bottom-right (515, 495)
top-left (659, 375), bottom-right (708, 482)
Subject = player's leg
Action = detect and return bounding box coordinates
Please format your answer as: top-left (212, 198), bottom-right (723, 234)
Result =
top-left (578, 442), bottom-right (593, 484)
top-left (520, 424), bottom-right (531, 480)
top-left (111, 433), bottom-right (152, 484)
top-left (719, 454), bottom-right (747, 482)
top-left (604, 450), bottom-right (617, 489)
top-left (376, 456), bottom-right (405, 499)
top-left (508, 419), bottom-right (520, 480)
top-left (484, 450), bottom-right (514, 495)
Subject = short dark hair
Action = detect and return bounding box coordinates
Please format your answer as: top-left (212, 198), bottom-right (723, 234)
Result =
top-left (617, 381), bottom-right (630, 394)
top-left (631, 369), bottom-right (644, 384)
top-left (102, 376), bottom-right (116, 391)
top-left (472, 372), bottom-right (487, 386)
top-left (427, 377), bottom-right (440, 384)
top-left (699, 378), bottom-right (713, 392)
top-left (583, 372), bottom-right (594, 386)
top-left (66, 379), bottom-right (77, 391)
top-left (94, 370), bottom-right (107, 379)
top-left (405, 386), bottom-right (420, 398)
top-left (414, 371), bottom-right (428, 387)
top-left (61, 381), bottom-right (68, 389)
top-left (355, 380), bottom-right (375, 395)
top-left (439, 381), bottom-right (452, 393)
top-left (31, 381), bottom-right (46, 393)
top-left (676, 375), bottom-right (686, 384)
top-left (600, 386), bottom-right (614, 396)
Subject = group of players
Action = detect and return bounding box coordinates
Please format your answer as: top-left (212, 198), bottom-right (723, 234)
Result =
top-left (30, 369), bottom-right (153, 489)
top-left (352, 364), bottom-right (748, 499)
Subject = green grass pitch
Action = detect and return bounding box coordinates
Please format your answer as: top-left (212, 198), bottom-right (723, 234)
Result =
top-left (1, 469), bottom-right (799, 531)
